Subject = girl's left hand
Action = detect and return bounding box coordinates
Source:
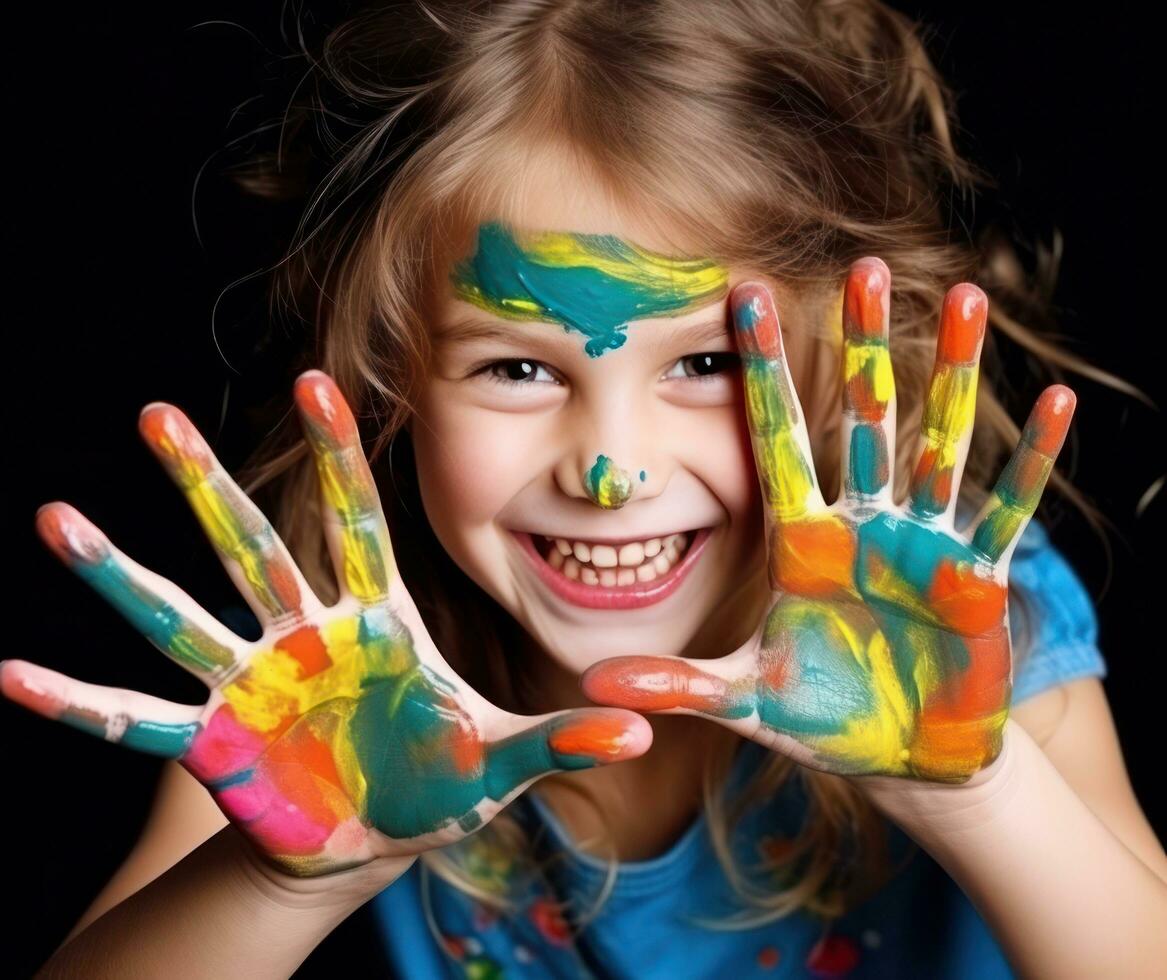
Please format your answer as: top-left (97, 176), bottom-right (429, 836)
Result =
top-left (583, 259), bottom-right (1076, 783)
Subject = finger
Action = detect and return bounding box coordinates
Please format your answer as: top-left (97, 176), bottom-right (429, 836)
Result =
top-left (482, 708), bottom-right (652, 803)
top-left (907, 284), bottom-right (988, 521)
top-left (293, 371), bottom-right (397, 606)
top-left (840, 257), bottom-right (897, 504)
top-left (731, 282), bottom-right (825, 523)
top-left (970, 385), bottom-right (1076, 564)
top-left (0, 658), bottom-right (204, 758)
top-left (581, 649), bottom-right (759, 723)
top-left (36, 502), bottom-right (240, 684)
top-left (138, 403), bottom-right (319, 625)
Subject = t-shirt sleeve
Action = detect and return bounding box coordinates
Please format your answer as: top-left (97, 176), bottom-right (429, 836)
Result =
top-left (1005, 519), bottom-right (1107, 704)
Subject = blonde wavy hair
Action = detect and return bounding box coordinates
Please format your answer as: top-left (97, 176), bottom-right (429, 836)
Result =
top-left (221, 0), bottom-right (1133, 930)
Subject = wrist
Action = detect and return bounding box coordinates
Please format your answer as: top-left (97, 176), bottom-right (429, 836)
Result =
top-left (224, 825), bottom-right (415, 915)
top-left (851, 720), bottom-right (1028, 842)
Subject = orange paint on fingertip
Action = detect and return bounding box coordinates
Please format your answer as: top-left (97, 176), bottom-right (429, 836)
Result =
top-left (549, 711), bottom-right (643, 761)
top-left (936, 284), bottom-right (987, 363)
top-left (843, 257), bottom-right (889, 339)
top-left (294, 370), bottom-right (359, 444)
top-left (1026, 384), bottom-right (1077, 455)
top-left (138, 404), bottom-right (213, 471)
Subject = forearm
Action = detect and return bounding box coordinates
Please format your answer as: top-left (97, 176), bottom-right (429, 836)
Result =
top-left (40, 825), bottom-right (412, 980)
top-left (858, 721), bottom-right (1167, 980)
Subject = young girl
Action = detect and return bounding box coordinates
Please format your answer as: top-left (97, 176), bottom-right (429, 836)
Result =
top-left (5, 0), bottom-right (1165, 977)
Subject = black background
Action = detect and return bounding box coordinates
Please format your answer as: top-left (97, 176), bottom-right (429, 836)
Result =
top-left (6, 3), bottom-right (1164, 975)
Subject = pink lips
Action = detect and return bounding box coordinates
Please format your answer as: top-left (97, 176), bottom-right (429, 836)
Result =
top-left (512, 528), bottom-right (713, 610)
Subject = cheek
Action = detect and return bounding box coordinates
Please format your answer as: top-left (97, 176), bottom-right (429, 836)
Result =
top-left (411, 395), bottom-right (532, 540)
top-left (685, 399), bottom-right (761, 520)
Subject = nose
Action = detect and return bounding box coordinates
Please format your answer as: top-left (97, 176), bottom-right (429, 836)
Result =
top-left (582, 454), bottom-right (641, 509)
top-left (553, 391), bottom-right (658, 510)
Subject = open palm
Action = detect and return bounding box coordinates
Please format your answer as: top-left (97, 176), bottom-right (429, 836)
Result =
top-left (1, 371), bottom-right (649, 875)
top-left (583, 260), bottom-right (1075, 782)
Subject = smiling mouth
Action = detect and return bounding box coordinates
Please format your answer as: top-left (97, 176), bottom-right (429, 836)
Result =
top-left (530, 530), bottom-right (699, 586)
top-left (510, 526), bottom-right (714, 611)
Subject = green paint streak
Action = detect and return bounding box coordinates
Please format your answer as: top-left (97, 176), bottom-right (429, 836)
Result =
top-left (743, 356), bottom-right (799, 435)
top-left (74, 557), bottom-right (235, 674)
top-left (450, 221), bottom-right (729, 359)
top-left (583, 454), bottom-right (634, 509)
top-left (971, 497), bottom-right (1024, 562)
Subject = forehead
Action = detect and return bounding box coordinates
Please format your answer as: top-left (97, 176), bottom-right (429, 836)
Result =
top-left (449, 220), bottom-right (730, 358)
top-left (434, 141), bottom-right (752, 357)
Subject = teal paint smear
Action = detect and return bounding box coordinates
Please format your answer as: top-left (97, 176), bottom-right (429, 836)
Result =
top-left (352, 665), bottom-right (487, 839)
top-left (755, 599), bottom-right (875, 737)
top-left (638, 470), bottom-right (646, 481)
top-left (849, 424), bottom-right (889, 495)
top-left (208, 765), bottom-right (255, 791)
top-left (121, 718), bottom-right (202, 757)
top-left (73, 555), bottom-right (235, 674)
top-left (458, 810), bottom-right (483, 832)
top-left (484, 723), bottom-right (599, 802)
top-left (855, 514), bottom-right (978, 691)
top-left (450, 221), bottom-right (729, 359)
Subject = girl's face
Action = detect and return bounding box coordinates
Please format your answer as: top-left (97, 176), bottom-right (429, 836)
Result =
top-left (411, 152), bottom-right (819, 676)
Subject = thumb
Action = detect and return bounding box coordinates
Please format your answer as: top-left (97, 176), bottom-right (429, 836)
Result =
top-left (581, 654), bottom-right (757, 721)
top-left (483, 707), bottom-right (651, 802)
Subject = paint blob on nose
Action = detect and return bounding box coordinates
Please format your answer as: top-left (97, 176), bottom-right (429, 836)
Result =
top-left (450, 220), bottom-right (730, 358)
top-left (584, 455), bottom-right (634, 509)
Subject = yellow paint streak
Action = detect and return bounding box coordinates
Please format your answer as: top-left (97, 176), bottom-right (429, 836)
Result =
top-left (223, 617), bottom-right (402, 734)
top-left (844, 344), bottom-right (894, 403)
top-left (759, 433), bottom-right (814, 521)
top-left (921, 366), bottom-right (979, 466)
top-left (815, 629), bottom-right (914, 773)
top-left (525, 228), bottom-right (730, 296)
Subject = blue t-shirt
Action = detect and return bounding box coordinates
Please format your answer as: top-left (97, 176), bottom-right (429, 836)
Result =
top-left (365, 519), bottom-right (1107, 979)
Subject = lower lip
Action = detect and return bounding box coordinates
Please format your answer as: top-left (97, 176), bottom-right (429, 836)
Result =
top-left (512, 527), bottom-right (713, 610)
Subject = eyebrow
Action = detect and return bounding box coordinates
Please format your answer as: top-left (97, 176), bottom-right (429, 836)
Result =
top-left (436, 314), bottom-right (733, 350)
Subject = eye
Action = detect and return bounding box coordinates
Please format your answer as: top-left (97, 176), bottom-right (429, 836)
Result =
top-left (664, 352), bottom-right (741, 382)
top-left (476, 358), bottom-right (559, 387)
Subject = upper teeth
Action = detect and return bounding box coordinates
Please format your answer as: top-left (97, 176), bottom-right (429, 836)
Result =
top-left (551, 533), bottom-right (689, 568)
top-left (539, 531), bottom-right (699, 587)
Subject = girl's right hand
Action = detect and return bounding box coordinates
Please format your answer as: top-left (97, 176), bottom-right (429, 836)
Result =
top-left (1, 370), bottom-right (651, 878)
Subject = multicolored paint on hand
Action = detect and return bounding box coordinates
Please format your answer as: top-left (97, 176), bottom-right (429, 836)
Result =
top-left (450, 220), bottom-right (729, 358)
top-left (584, 259), bottom-right (1076, 782)
top-left (1, 371), bottom-right (650, 875)
top-left (583, 454), bottom-right (635, 509)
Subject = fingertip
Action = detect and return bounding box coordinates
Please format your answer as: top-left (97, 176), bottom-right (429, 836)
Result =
top-left (949, 281), bottom-right (989, 311)
top-left (548, 708), bottom-right (653, 766)
top-left (850, 255), bottom-right (891, 290)
top-left (579, 656), bottom-right (635, 705)
top-left (1044, 383), bottom-right (1078, 414)
top-left (1027, 384), bottom-right (1077, 456)
top-left (35, 502), bottom-right (107, 566)
top-left (293, 370), bottom-right (356, 442)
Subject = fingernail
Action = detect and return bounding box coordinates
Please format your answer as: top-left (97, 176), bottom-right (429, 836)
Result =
top-left (730, 282), bottom-right (782, 358)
